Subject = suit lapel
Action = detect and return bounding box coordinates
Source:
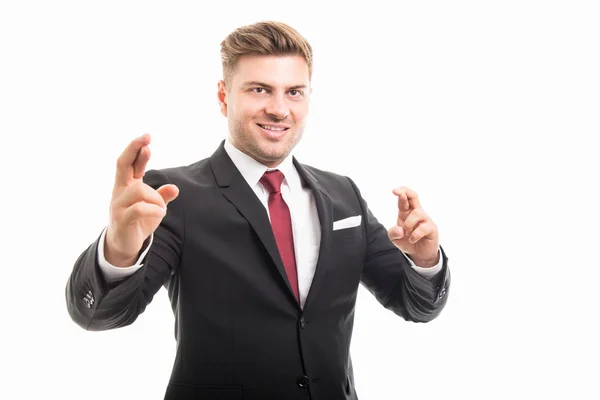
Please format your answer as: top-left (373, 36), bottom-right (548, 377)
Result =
top-left (209, 141), bottom-right (296, 303)
top-left (292, 158), bottom-right (333, 312)
top-left (209, 140), bottom-right (334, 310)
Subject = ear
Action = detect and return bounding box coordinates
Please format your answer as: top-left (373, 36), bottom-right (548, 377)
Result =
top-left (217, 80), bottom-right (228, 117)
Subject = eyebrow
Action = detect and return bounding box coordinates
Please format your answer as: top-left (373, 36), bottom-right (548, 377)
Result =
top-left (241, 81), bottom-right (308, 90)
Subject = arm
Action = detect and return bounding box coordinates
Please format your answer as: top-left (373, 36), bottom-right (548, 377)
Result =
top-left (402, 247), bottom-right (443, 278)
top-left (65, 169), bottom-right (184, 331)
top-left (347, 177), bottom-right (450, 323)
top-left (97, 227), bottom-right (153, 283)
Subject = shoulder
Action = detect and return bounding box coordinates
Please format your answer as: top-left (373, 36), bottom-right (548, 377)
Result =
top-left (298, 162), bottom-right (362, 196)
top-left (143, 157), bottom-right (211, 188)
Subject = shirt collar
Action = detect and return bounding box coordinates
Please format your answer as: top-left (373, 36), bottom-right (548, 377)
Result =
top-left (223, 137), bottom-right (301, 192)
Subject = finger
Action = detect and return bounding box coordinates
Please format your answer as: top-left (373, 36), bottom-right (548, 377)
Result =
top-left (115, 182), bottom-right (167, 209)
top-left (122, 202), bottom-right (167, 224)
top-left (388, 225), bottom-right (404, 241)
top-left (392, 186), bottom-right (423, 212)
top-left (133, 145), bottom-right (151, 180)
top-left (115, 133), bottom-right (151, 188)
top-left (395, 191), bottom-right (411, 225)
top-left (408, 221), bottom-right (436, 244)
top-left (401, 209), bottom-right (428, 237)
top-left (156, 184), bottom-right (179, 205)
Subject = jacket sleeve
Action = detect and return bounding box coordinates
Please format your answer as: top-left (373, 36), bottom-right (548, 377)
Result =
top-left (65, 169), bottom-right (184, 331)
top-left (347, 177), bottom-right (450, 323)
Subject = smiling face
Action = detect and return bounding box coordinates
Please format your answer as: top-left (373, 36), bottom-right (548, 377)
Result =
top-left (217, 54), bottom-right (311, 168)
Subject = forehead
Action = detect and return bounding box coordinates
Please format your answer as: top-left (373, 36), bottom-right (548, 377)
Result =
top-left (230, 54), bottom-right (310, 87)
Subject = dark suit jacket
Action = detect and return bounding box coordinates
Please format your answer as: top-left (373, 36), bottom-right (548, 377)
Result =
top-left (66, 140), bottom-right (450, 400)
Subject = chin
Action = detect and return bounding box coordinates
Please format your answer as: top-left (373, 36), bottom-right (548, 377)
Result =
top-left (256, 144), bottom-right (289, 162)
top-left (261, 147), bottom-right (287, 160)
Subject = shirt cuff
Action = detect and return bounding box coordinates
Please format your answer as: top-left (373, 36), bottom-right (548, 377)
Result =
top-left (401, 247), bottom-right (443, 279)
top-left (97, 227), bottom-right (153, 283)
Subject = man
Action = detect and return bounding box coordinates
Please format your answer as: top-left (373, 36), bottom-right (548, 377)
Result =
top-left (66, 21), bottom-right (450, 400)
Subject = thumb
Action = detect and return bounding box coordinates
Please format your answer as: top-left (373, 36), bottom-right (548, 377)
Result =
top-left (156, 184), bottom-right (180, 206)
top-left (388, 225), bottom-right (404, 241)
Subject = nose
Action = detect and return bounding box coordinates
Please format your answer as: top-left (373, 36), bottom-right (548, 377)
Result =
top-left (265, 93), bottom-right (289, 120)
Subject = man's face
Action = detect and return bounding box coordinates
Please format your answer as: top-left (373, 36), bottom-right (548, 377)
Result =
top-left (217, 54), bottom-right (311, 168)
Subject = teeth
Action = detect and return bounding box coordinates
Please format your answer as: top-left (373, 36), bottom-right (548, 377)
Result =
top-left (260, 124), bottom-right (286, 131)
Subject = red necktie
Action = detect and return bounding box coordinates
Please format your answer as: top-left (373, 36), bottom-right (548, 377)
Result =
top-left (260, 170), bottom-right (300, 303)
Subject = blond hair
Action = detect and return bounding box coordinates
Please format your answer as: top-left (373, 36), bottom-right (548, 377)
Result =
top-left (220, 21), bottom-right (313, 84)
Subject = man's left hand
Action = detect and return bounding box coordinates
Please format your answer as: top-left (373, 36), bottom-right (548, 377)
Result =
top-left (387, 186), bottom-right (440, 268)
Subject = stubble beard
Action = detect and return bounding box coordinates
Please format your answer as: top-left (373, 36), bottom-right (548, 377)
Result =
top-left (231, 119), bottom-right (305, 166)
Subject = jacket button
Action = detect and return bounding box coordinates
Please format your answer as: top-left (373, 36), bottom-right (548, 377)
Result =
top-left (300, 317), bottom-right (306, 328)
top-left (83, 290), bottom-right (95, 308)
top-left (297, 375), bottom-right (309, 388)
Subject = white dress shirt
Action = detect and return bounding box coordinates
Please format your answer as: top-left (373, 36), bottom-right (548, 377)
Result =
top-left (98, 138), bottom-right (443, 309)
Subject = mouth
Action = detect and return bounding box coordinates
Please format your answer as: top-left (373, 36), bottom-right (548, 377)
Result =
top-left (256, 123), bottom-right (290, 138)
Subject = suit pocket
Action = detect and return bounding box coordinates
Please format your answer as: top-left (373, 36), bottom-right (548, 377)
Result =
top-left (165, 382), bottom-right (243, 400)
top-left (332, 226), bottom-right (362, 241)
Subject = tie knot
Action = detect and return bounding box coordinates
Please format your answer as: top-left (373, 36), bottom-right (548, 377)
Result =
top-left (260, 170), bottom-right (285, 194)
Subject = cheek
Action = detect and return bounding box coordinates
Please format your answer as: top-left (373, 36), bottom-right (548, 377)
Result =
top-left (293, 101), bottom-right (309, 116)
top-left (292, 108), bottom-right (309, 124)
top-left (238, 103), bottom-right (263, 122)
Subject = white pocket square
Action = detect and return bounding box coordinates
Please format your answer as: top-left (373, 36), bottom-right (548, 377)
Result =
top-left (333, 215), bottom-right (362, 230)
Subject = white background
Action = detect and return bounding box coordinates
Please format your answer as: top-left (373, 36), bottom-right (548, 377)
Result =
top-left (1, 1), bottom-right (599, 399)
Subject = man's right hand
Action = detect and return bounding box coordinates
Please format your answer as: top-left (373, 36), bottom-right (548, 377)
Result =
top-left (104, 133), bottom-right (179, 267)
